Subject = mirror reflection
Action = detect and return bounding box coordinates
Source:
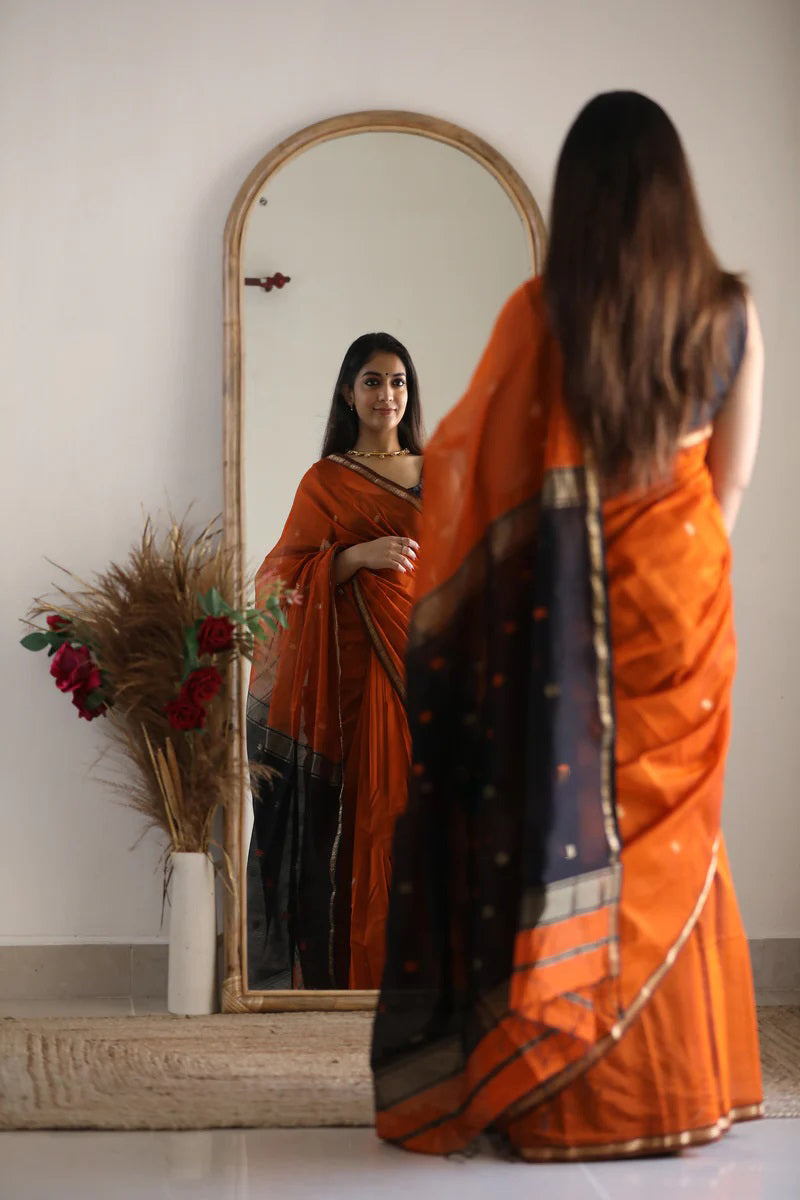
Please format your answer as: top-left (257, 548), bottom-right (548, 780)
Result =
top-left (241, 128), bottom-right (537, 990)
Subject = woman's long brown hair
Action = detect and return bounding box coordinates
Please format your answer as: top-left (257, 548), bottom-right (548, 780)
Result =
top-left (544, 91), bottom-right (745, 484)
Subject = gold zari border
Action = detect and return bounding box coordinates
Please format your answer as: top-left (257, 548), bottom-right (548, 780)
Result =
top-left (518, 1103), bottom-right (764, 1162)
top-left (351, 577), bottom-right (406, 702)
top-left (389, 837), bottom-right (723, 1147)
top-left (327, 453), bottom-right (423, 510)
top-left (505, 836), bottom-right (722, 1122)
top-left (581, 452), bottom-right (621, 975)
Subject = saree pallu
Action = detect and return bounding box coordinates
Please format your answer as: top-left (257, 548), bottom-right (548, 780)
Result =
top-left (248, 456), bottom-right (421, 990)
top-left (371, 278), bottom-right (762, 1158)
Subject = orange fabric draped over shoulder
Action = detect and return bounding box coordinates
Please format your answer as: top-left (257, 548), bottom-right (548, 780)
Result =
top-left (247, 456), bottom-right (421, 990)
top-left (371, 279), bottom-right (761, 1159)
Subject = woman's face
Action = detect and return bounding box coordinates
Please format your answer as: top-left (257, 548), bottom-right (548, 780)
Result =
top-left (346, 353), bottom-right (409, 437)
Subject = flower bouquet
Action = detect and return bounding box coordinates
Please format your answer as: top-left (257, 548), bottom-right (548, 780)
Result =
top-left (20, 517), bottom-right (298, 1012)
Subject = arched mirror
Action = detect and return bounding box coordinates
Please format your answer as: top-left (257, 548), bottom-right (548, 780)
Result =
top-left (223, 111), bottom-right (545, 1011)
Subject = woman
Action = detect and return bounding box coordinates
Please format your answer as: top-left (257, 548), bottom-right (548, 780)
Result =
top-left (372, 93), bottom-right (764, 1159)
top-left (248, 333), bottom-right (423, 991)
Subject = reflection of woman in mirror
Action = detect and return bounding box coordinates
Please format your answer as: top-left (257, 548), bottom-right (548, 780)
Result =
top-left (248, 333), bottom-right (423, 990)
top-left (373, 92), bottom-right (764, 1158)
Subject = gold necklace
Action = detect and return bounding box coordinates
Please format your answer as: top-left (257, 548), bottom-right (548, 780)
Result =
top-left (346, 447), bottom-right (411, 459)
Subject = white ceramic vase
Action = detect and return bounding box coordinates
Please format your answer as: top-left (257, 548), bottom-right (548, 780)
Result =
top-left (167, 851), bottom-right (217, 1015)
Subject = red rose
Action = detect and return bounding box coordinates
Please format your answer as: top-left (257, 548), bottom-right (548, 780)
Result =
top-left (50, 643), bottom-right (91, 692)
top-left (197, 616), bottom-right (234, 655)
top-left (68, 658), bottom-right (103, 695)
top-left (50, 642), bottom-right (107, 718)
top-left (165, 695), bottom-right (206, 732)
top-left (72, 689), bottom-right (107, 721)
top-left (47, 614), bottom-right (70, 631)
top-left (184, 666), bottom-right (222, 705)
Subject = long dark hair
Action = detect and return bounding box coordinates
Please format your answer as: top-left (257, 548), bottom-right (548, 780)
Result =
top-left (544, 91), bottom-right (745, 484)
top-left (320, 332), bottom-right (424, 459)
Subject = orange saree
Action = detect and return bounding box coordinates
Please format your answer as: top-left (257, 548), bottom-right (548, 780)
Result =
top-left (371, 278), bottom-right (762, 1158)
top-left (248, 455), bottom-right (421, 990)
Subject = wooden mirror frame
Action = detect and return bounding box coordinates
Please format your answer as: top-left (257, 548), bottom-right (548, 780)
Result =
top-left (222, 110), bottom-right (546, 1012)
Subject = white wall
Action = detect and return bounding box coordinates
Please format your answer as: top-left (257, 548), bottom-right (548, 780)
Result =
top-left (2, 0), bottom-right (798, 943)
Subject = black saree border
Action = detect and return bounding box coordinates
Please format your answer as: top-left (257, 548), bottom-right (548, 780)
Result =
top-left (246, 722), bottom-right (344, 789)
top-left (513, 458), bottom-right (620, 967)
top-left (408, 495), bottom-right (542, 650)
top-left (243, 550), bottom-right (348, 991)
top-left (380, 837), bottom-right (721, 1148)
top-left (539, 460), bottom-right (621, 943)
top-left (327, 453), bottom-right (423, 511)
top-left (374, 443), bottom-right (624, 1136)
top-left (374, 457), bottom-right (626, 1139)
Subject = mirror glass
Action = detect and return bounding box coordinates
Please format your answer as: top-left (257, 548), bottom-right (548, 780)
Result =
top-left (239, 126), bottom-right (538, 993)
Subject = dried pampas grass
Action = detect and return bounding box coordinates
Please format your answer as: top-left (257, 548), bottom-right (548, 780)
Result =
top-left (27, 518), bottom-right (247, 855)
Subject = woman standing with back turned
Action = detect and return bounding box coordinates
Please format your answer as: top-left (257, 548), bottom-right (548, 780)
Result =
top-left (372, 92), bottom-right (764, 1159)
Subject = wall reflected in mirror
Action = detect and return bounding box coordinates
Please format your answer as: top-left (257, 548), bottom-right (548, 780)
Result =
top-left (241, 128), bottom-right (537, 991)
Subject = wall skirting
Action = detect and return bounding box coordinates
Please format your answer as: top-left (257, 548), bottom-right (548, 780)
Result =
top-left (0, 940), bottom-right (797, 1003)
top-left (747, 939), bottom-right (800, 1004)
top-left (0, 944), bottom-right (168, 1001)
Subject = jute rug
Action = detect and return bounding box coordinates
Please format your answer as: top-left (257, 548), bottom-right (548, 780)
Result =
top-left (757, 1006), bottom-right (800, 1118)
top-left (1, 1007), bottom-right (797, 1130)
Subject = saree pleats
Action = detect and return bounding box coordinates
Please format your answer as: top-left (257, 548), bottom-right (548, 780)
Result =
top-left (371, 278), bottom-right (761, 1157)
top-left (506, 846), bottom-right (762, 1159)
top-left (248, 456), bottom-right (420, 989)
top-left (346, 647), bottom-right (412, 989)
top-left (505, 441), bottom-right (762, 1158)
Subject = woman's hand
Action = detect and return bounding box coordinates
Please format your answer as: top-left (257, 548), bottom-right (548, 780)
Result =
top-left (358, 536), bottom-right (419, 573)
top-left (334, 537), bottom-right (419, 585)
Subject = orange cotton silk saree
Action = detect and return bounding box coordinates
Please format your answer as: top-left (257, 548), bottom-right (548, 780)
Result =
top-left (248, 455), bottom-right (421, 990)
top-left (371, 278), bottom-right (762, 1158)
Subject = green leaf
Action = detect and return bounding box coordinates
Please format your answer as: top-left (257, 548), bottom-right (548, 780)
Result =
top-left (276, 609), bottom-right (289, 629)
top-left (85, 689), bottom-right (106, 711)
top-left (183, 626), bottom-right (200, 678)
top-left (206, 588), bottom-right (225, 617)
top-left (20, 631), bottom-right (50, 651)
top-left (198, 588), bottom-right (232, 617)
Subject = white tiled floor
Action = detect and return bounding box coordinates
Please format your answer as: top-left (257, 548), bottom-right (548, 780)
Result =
top-left (2, 999), bottom-right (798, 1198)
top-left (1, 1122), bottom-right (798, 1200)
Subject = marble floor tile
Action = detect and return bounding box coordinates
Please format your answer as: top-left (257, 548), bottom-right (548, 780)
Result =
top-left (0, 1121), bottom-right (797, 1200)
